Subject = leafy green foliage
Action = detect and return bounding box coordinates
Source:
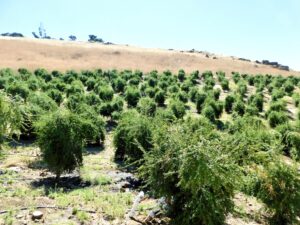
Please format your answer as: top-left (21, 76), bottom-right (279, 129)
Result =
top-left (137, 97), bottom-right (157, 117)
top-left (268, 111), bottom-right (288, 128)
top-left (35, 109), bottom-right (100, 179)
top-left (113, 111), bottom-right (153, 161)
top-left (125, 87), bottom-right (140, 107)
top-left (0, 94), bottom-right (21, 148)
top-left (253, 163), bottom-right (300, 225)
top-left (168, 99), bottom-right (186, 119)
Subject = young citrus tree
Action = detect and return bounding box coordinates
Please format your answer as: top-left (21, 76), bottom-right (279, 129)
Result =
top-left (0, 94), bottom-right (21, 149)
top-left (35, 109), bottom-right (101, 180)
top-left (254, 162), bottom-right (300, 225)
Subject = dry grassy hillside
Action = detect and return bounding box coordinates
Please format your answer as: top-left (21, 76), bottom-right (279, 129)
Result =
top-left (0, 37), bottom-right (299, 76)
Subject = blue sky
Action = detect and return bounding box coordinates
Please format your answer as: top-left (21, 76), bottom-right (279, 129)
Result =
top-left (0, 0), bottom-right (299, 70)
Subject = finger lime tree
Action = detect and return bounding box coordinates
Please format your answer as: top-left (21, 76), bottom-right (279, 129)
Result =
top-left (0, 93), bottom-right (21, 150)
top-left (35, 109), bottom-right (105, 180)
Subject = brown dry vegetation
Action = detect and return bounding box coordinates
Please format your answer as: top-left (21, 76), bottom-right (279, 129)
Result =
top-left (0, 37), bottom-right (299, 76)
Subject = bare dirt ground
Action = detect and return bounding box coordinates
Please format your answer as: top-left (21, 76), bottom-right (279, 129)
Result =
top-left (0, 37), bottom-right (299, 76)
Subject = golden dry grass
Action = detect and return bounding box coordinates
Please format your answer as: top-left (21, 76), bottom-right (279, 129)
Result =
top-left (0, 37), bottom-right (299, 76)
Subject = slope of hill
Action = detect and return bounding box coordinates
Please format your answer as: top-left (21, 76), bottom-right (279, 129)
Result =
top-left (0, 36), bottom-right (299, 76)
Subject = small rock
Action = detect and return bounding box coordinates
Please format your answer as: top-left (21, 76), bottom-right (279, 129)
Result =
top-left (16, 214), bottom-right (24, 219)
top-left (32, 210), bottom-right (43, 220)
top-left (8, 166), bottom-right (22, 173)
top-left (21, 220), bottom-right (28, 225)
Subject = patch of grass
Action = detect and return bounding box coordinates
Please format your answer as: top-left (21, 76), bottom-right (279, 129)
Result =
top-left (137, 200), bottom-right (157, 216)
top-left (3, 211), bottom-right (14, 225)
top-left (76, 211), bottom-right (90, 223)
top-left (82, 173), bottom-right (112, 186)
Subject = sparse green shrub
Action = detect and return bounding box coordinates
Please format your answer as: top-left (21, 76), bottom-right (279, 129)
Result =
top-left (271, 88), bottom-right (285, 101)
top-left (292, 93), bottom-right (300, 107)
top-left (221, 79), bottom-right (230, 91)
top-left (168, 99), bottom-right (186, 119)
top-left (283, 81), bottom-right (294, 95)
top-left (213, 88), bottom-right (221, 100)
top-left (35, 110), bottom-right (99, 179)
top-left (195, 92), bottom-right (207, 113)
top-left (137, 97), bottom-right (157, 117)
top-left (253, 162), bottom-right (300, 225)
top-left (112, 77), bottom-right (126, 93)
top-left (66, 80), bottom-right (84, 97)
top-left (34, 68), bottom-right (52, 82)
top-left (178, 69), bottom-right (185, 82)
top-left (6, 82), bottom-right (30, 100)
top-left (286, 131), bottom-right (300, 160)
top-left (267, 100), bottom-right (287, 113)
top-left (245, 105), bottom-right (259, 116)
top-left (47, 89), bottom-right (63, 105)
top-left (85, 92), bottom-right (101, 106)
top-left (125, 87), bottom-right (141, 107)
top-left (0, 94), bottom-right (21, 148)
top-left (85, 77), bottom-right (96, 91)
top-left (232, 100), bottom-right (245, 116)
top-left (202, 105), bottom-right (215, 122)
top-left (113, 111), bottom-right (153, 161)
top-left (225, 95), bottom-right (235, 113)
top-left (232, 73), bottom-right (241, 84)
top-left (144, 87), bottom-right (155, 98)
top-left (176, 91), bottom-right (188, 103)
top-left (66, 93), bottom-right (86, 111)
top-left (249, 94), bottom-right (264, 112)
top-left (140, 120), bottom-right (238, 225)
top-left (98, 85), bottom-right (114, 101)
top-left (268, 111), bottom-right (288, 128)
top-left (154, 90), bottom-right (165, 106)
top-left (236, 82), bottom-right (247, 97)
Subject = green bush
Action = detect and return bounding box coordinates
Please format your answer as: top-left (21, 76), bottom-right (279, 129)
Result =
top-left (267, 100), bottom-right (286, 113)
top-left (178, 69), bottom-right (185, 82)
top-left (221, 79), bottom-right (230, 91)
top-left (236, 82), bottom-right (247, 97)
top-left (168, 99), bottom-right (186, 119)
top-left (292, 93), bottom-right (300, 107)
top-left (35, 110), bottom-right (99, 179)
top-left (98, 85), bottom-right (114, 101)
top-left (202, 105), bottom-right (215, 122)
top-left (286, 131), bottom-right (300, 160)
top-left (6, 82), bottom-right (30, 100)
top-left (73, 104), bottom-right (106, 144)
top-left (271, 88), bottom-right (285, 101)
top-left (113, 111), bottom-right (153, 161)
top-left (249, 94), bottom-right (264, 112)
top-left (283, 81), bottom-right (294, 95)
top-left (176, 91), bottom-right (188, 103)
top-left (213, 88), bottom-right (221, 100)
top-left (245, 105), bottom-right (259, 116)
top-left (195, 92), bottom-right (207, 113)
top-left (225, 95), bottom-right (235, 113)
top-left (85, 77), bottom-right (96, 91)
top-left (232, 100), bottom-right (245, 116)
top-left (232, 73), bottom-right (241, 84)
top-left (112, 77), bottom-right (126, 93)
top-left (0, 94), bottom-right (21, 148)
top-left (154, 90), bottom-right (165, 106)
top-left (268, 111), bottom-right (288, 128)
top-left (85, 92), bottom-right (101, 106)
top-left (140, 120), bottom-right (238, 225)
top-left (66, 80), bottom-right (84, 97)
top-left (254, 162), bottom-right (300, 224)
top-left (137, 97), bottom-right (157, 117)
top-left (125, 87), bottom-right (141, 107)
top-left (47, 89), bottom-right (63, 105)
